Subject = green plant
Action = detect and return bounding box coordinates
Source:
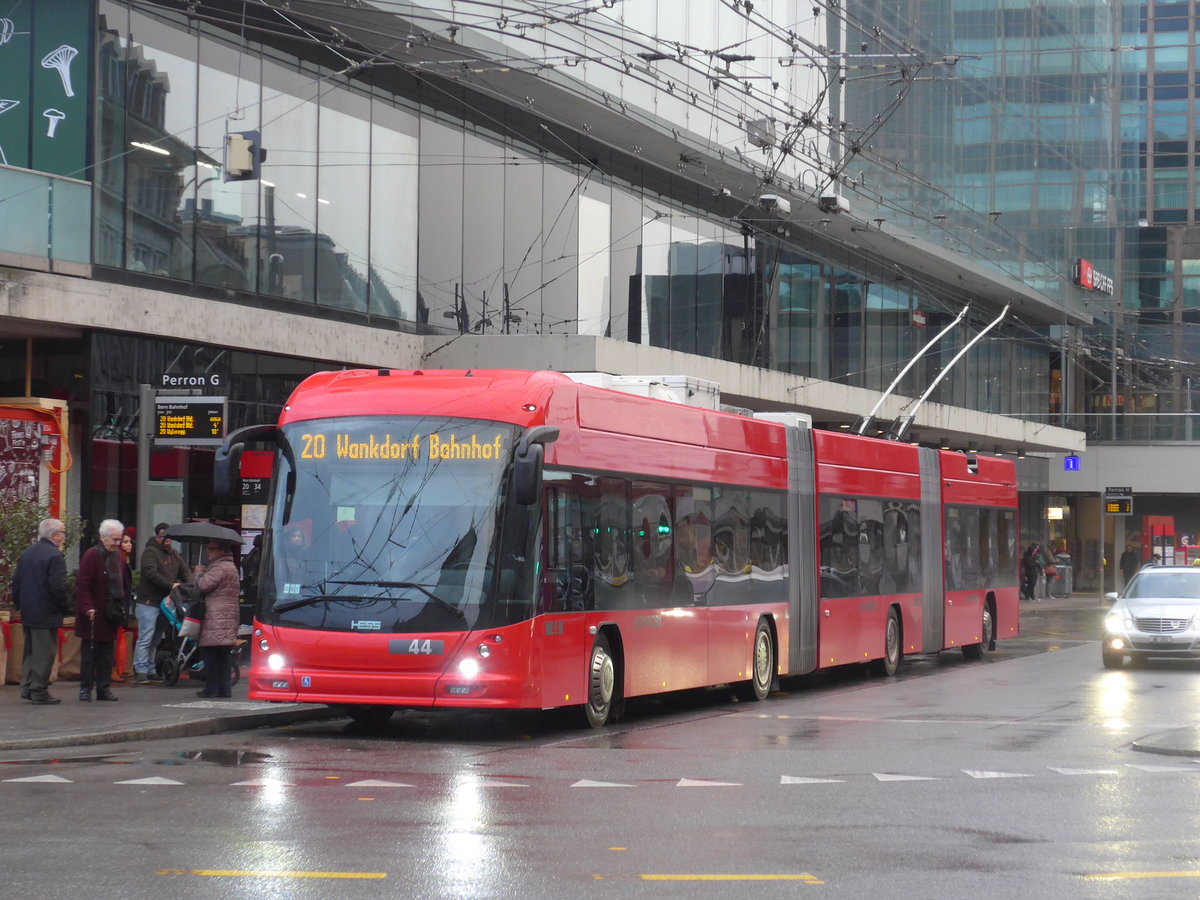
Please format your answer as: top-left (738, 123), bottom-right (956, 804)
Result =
top-left (0, 488), bottom-right (85, 607)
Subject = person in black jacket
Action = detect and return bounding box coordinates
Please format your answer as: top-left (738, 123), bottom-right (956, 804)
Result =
top-left (12, 518), bottom-right (69, 704)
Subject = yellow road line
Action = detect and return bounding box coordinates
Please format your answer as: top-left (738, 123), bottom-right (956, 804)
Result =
top-left (156, 869), bottom-right (386, 880)
top-left (1083, 871), bottom-right (1200, 881)
top-left (641, 874), bottom-right (823, 883)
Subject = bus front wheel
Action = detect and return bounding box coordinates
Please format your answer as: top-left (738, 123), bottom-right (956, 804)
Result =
top-left (583, 634), bottom-right (616, 728)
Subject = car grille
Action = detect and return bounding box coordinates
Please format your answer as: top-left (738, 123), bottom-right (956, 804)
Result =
top-left (1136, 617), bottom-right (1190, 633)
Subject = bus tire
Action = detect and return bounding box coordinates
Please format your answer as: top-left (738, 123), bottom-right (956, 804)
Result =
top-left (870, 607), bottom-right (903, 677)
top-left (962, 603), bottom-right (994, 661)
top-left (583, 633), bottom-right (616, 728)
top-left (739, 618), bottom-right (775, 701)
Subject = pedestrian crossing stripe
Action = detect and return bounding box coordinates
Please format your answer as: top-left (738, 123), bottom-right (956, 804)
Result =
top-left (115, 777), bottom-right (185, 785)
top-left (2, 765), bottom-right (1195, 789)
top-left (230, 778), bottom-right (295, 786)
top-left (572, 780), bottom-right (634, 787)
top-left (677, 778), bottom-right (742, 787)
top-left (344, 780), bottom-right (413, 787)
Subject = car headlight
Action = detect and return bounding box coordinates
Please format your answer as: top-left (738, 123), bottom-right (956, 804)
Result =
top-left (1105, 611), bottom-right (1132, 631)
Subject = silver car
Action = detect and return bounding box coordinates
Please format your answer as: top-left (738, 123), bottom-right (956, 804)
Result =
top-left (1103, 566), bottom-right (1200, 668)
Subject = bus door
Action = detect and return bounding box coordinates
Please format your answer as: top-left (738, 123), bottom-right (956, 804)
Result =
top-left (536, 473), bottom-right (596, 709)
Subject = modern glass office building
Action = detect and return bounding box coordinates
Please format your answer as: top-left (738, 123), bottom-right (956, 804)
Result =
top-left (12, 0), bottom-right (1182, 577)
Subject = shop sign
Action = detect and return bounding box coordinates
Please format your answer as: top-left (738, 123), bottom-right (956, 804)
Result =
top-left (1073, 258), bottom-right (1114, 295)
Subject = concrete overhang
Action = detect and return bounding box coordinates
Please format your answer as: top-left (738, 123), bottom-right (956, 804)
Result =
top-left (421, 333), bottom-right (1085, 454)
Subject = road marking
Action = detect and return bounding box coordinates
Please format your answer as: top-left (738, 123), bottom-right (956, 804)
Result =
top-left (230, 778), bottom-right (294, 786)
top-left (1124, 764), bottom-right (1199, 773)
top-left (345, 779), bottom-right (412, 787)
top-left (573, 780), bottom-right (634, 787)
top-left (472, 778), bottom-right (528, 787)
top-left (962, 770), bottom-right (1032, 779)
top-left (3, 774), bottom-right (72, 783)
top-left (116, 777), bottom-right (184, 785)
top-left (1047, 768), bottom-right (1119, 776)
top-left (641, 874), bottom-right (823, 883)
top-left (156, 868), bottom-right (386, 879)
top-left (1083, 871), bottom-right (1200, 881)
top-left (781, 776), bottom-right (844, 784)
top-left (677, 778), bottom-right (742, 787)
top-left (874, 773), bottom-right (938, 781)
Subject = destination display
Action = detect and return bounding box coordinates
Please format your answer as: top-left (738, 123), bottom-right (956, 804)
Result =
top-left (154, 396), bottom-right (225, 446)
top-left (298, 429), bottom-right (505, 461)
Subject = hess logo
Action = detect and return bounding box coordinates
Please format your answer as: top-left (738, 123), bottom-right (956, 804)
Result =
top-left (351, 620), bottom-right (382, 631)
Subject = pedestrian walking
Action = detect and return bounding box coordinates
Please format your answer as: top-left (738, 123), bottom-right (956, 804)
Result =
top-left (193, 538), bottom-right (240, 698)
top-left (1021, 542), bottom-right (1043, 601)
top-left (12, 518), bottom-right (69, 705)
top-left (133, 522), bottom-right (191, 684)
top-left (74, 519), bottom-right (130, 702)
top-left (1119, 544), bottom-right (1139, 589)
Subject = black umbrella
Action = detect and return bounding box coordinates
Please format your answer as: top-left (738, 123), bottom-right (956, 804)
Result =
top-left (164, 521), bottom-right (243, 544)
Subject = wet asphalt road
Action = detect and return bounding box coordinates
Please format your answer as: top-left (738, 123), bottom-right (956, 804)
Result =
top-left (10, 598), bottom-right (1200, 898)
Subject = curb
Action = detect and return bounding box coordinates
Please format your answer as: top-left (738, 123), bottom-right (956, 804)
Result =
top-left (0, 705), bottom-right (344, 752)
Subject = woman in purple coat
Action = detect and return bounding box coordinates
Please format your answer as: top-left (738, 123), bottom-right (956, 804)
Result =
top-left (75, 519), bottom-right (130, 701)
top-left (193, 538), bottom-right (241, 698)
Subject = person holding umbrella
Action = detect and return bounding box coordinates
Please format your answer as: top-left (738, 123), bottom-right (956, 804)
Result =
top-left (171, 524), bottom-right (242, 698)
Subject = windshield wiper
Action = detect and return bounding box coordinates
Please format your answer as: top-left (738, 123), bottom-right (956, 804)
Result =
top-left (325, 579), bottom-right (465, 619)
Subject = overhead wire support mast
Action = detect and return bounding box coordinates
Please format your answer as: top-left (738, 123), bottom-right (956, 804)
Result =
top-left (851, 304), bottom-right (969, 436)
top-left (885, 303), bottom-right (1010, 442)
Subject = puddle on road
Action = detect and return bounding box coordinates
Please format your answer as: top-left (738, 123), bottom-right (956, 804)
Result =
top-left (176, 749), bottom-right (272, 766)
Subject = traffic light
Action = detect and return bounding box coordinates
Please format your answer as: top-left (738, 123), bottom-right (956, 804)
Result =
top-left (223, 130), bottom-right (266, 181)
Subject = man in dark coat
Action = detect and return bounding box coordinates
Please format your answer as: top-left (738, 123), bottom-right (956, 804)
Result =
top-left (75, 518), bottom-right (129, 701)
top-left (1021, 542), bottom-right (1043, 601)
top-left (1119, 544), bottom-right (1139, 589)
top-left (133, 522), bottom-right (191, 684)
top-left (12, 518), bottom-right (69, 704)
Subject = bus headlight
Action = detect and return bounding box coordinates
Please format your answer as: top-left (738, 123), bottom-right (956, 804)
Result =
top-left (267, 653), bottom-right (288, 672)
top-left (458, 658), bottom-right (481, 679)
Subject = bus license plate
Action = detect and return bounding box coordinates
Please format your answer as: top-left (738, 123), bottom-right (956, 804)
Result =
top-left (389, 639), bottom-right (445, 655)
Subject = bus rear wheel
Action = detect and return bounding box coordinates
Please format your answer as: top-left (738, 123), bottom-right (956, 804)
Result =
top-left (739, 618), bottom-right (775, 701)
top-left (871, 607), bottom-right (903, 677)
top-left (962, 604), bottom-right (994, 661)
top-left (583, 634), bottom-right (616, 728)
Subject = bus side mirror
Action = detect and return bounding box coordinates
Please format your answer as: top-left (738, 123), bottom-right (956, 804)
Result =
top-left (214, 423), bottom-right (278, 504)
top-left (513, 425), bottom-right (559, 506)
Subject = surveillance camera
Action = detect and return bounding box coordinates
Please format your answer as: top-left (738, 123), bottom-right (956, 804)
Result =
top-left (818, 193), bottom-right (850, 214)
top-left (758, 193), bottom-right (791, 218)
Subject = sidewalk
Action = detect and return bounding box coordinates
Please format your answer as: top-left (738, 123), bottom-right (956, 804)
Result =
top-left (0, 669), bottom-right (340, 752)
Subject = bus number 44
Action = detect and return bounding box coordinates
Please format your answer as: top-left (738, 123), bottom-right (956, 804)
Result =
top-left (388, 638), bottom-right (445, 655)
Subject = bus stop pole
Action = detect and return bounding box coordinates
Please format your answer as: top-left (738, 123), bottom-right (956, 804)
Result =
top-left (136, 383), bottom-right (153, 562)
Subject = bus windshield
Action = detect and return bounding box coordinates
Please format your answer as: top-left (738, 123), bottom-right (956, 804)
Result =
top-left (261, 416), bottom-right (519, 633)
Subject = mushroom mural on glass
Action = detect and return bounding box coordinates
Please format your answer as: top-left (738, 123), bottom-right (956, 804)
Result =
top-left (41, 45), bottom-right (77, 98)
top-left (43, 108), bottom-right (64, 138)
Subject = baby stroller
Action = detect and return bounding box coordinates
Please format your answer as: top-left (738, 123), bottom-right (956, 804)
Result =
top-left (156, 585), bottom-right (243, 688)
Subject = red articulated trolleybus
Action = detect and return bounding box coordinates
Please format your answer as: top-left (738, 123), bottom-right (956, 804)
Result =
top-left (215, 369), bottom-right (1018, 727)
